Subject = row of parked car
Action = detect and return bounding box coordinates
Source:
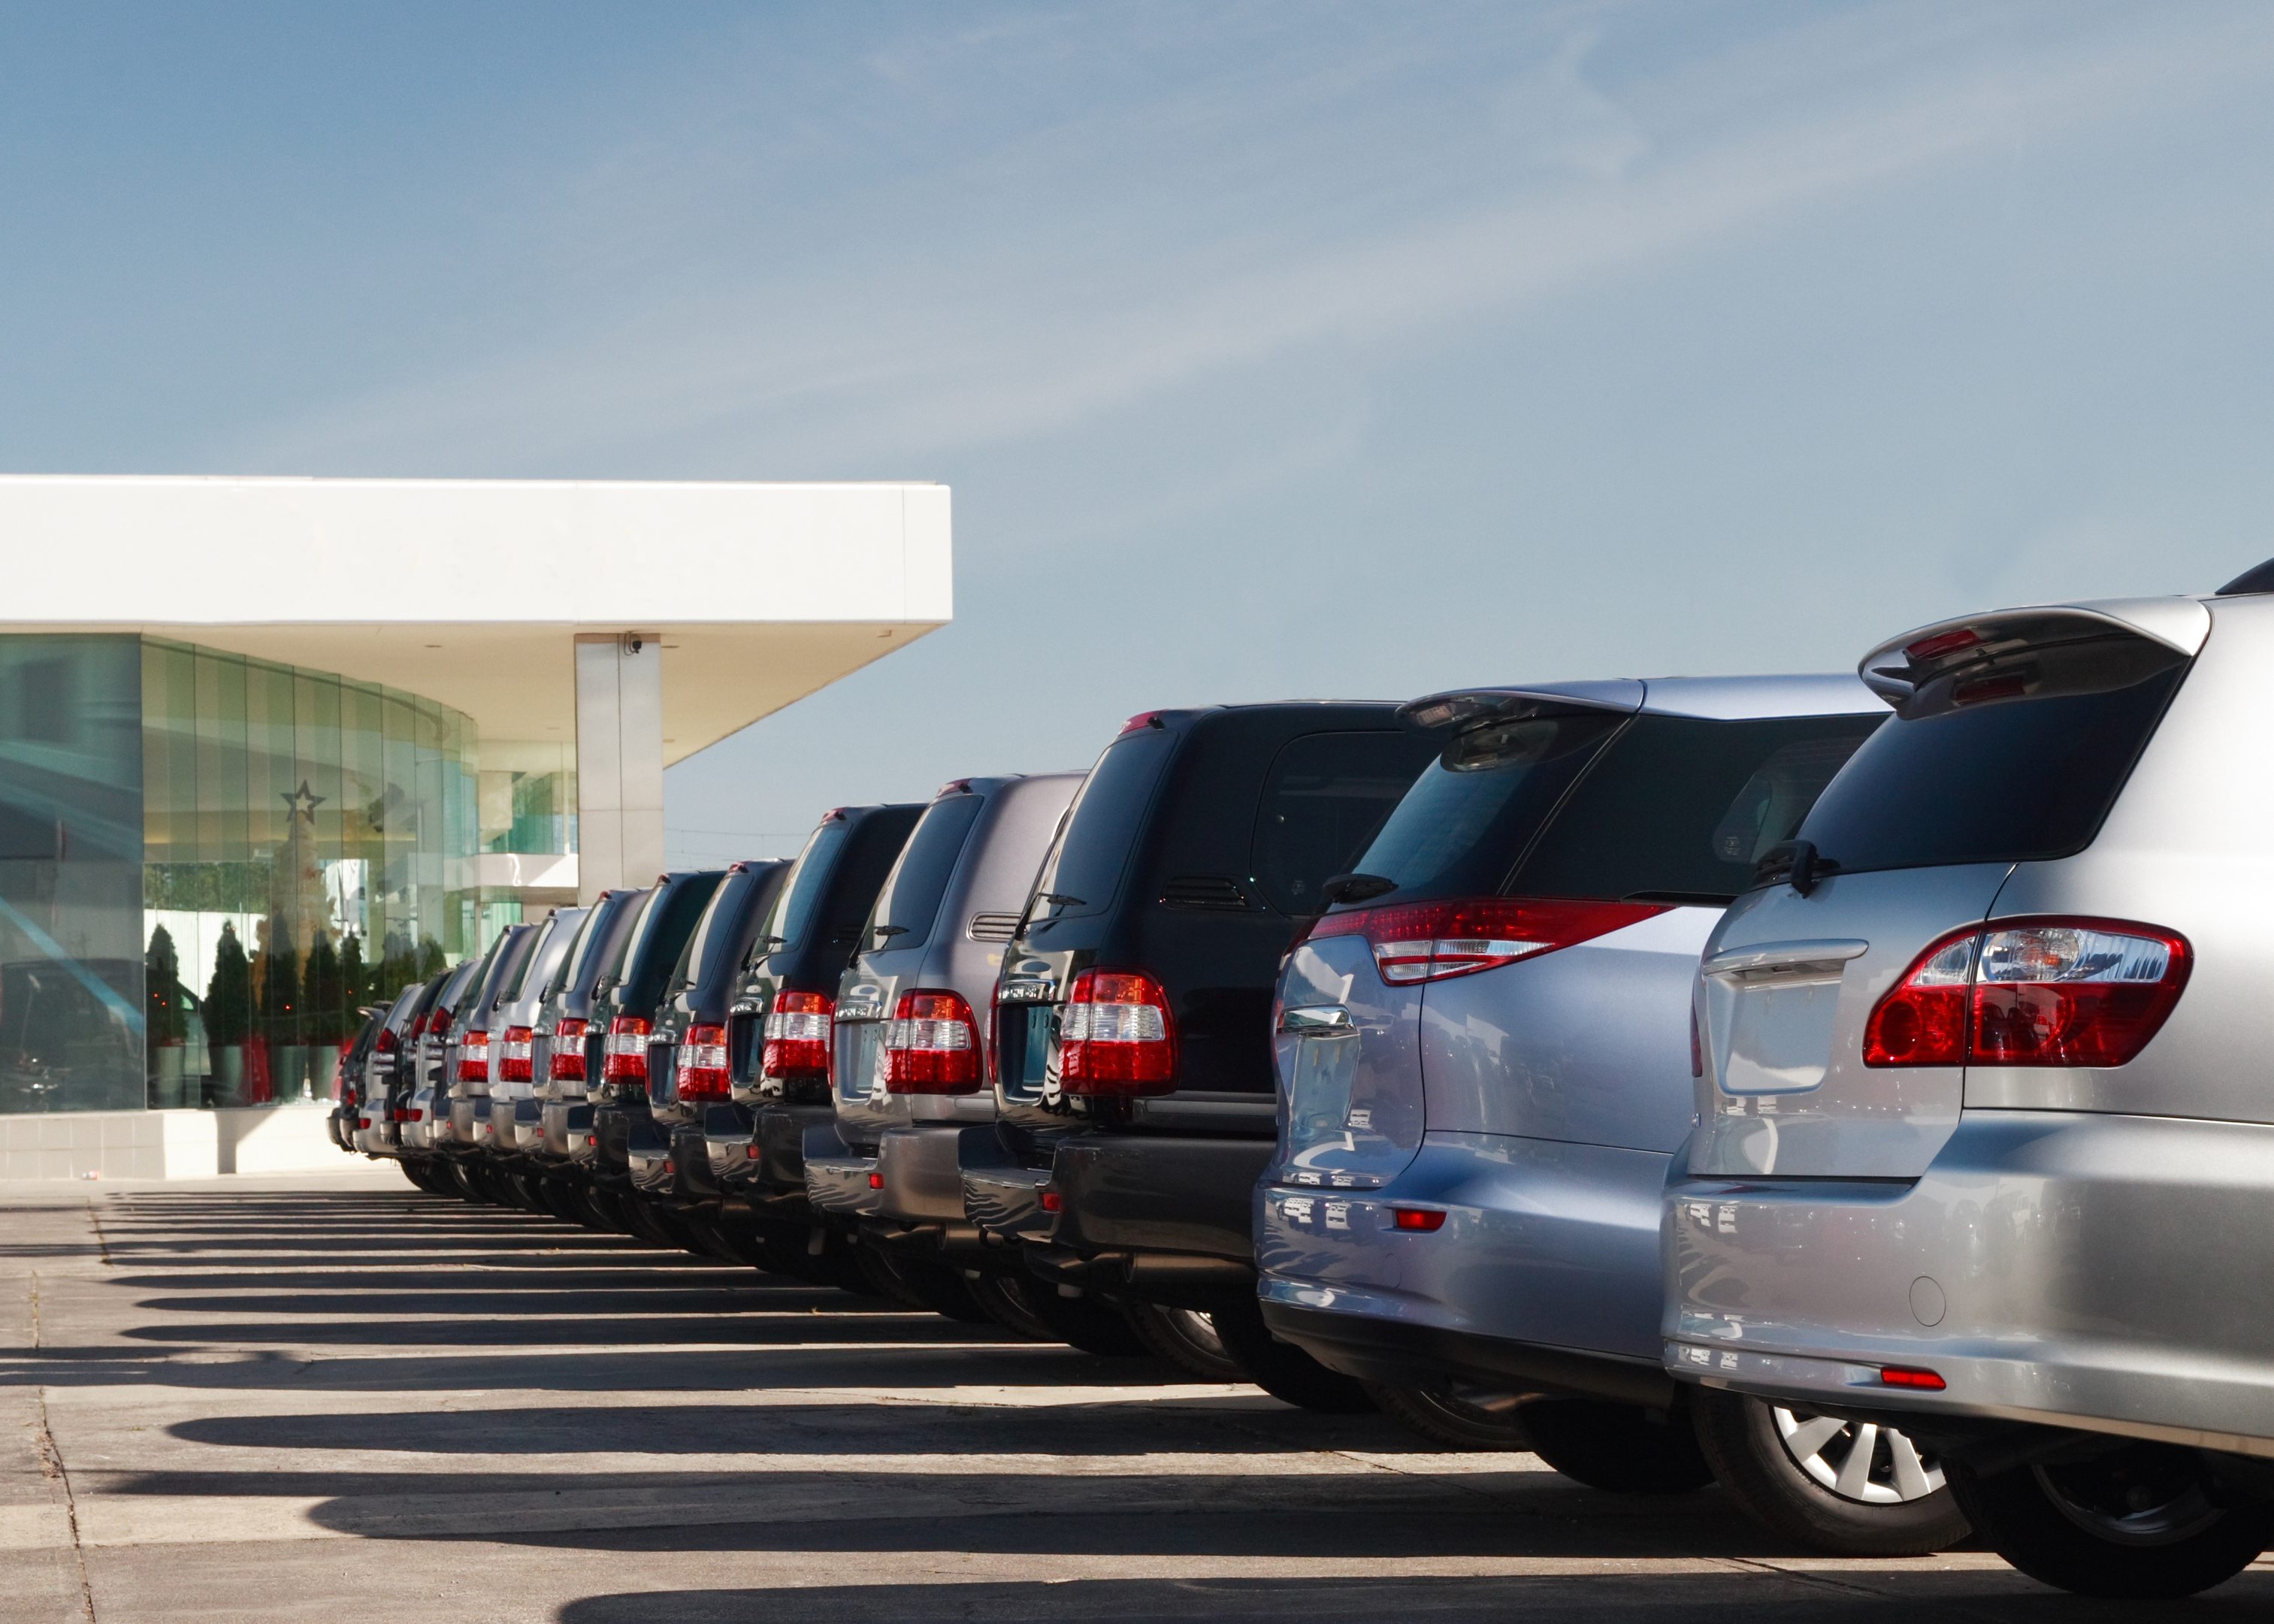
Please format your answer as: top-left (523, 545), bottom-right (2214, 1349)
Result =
top-left (331, 567), bottom-right (2274, 1600)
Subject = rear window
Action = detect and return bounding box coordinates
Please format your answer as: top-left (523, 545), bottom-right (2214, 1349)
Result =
top-left (1031, 728), bottom-right (1176, 918)
top-left (866, 794), bottom-right (986, 950)
top-left (1355, 710), bottom-right (1879, 905)
top-left (1352, 709), bottom-right (1625, 901)
top-left (545, 908), bottom-right (600, 999)
top-left (1513, 715), bottom-right (1880, 902)
top-left (1798, 641), bottom-right (2186, 876)
top-left (761, 819), bottom-right (851, 957)
top-left (676, 867), bottom-right (761, 990)
top-left (1250, 731), bottom-right (1430, 913)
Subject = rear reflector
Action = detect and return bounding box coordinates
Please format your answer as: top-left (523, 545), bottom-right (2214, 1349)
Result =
top-left (763, 990), bottom-right (833, 1079)
top-left (1057, 968), bottom-right (1175, 1096)
top-left (1039, 1190), bottom-right (1063, 1212)
top-left (602, 1016), bottom-right (651, 1082)
top-left (882, 989), bottom-right (981, 1093)
top-left (497, 1027), bottom-right (534, 1084)
top-left (550, 1018), bottom-right (588, 1081)
top-left (1879, 1366), bottom-right (1947, 1391)
top-left (679, 1023), bottom-right (731, 1100)
top-left (867, 1172), bottom-right (883, 1189)
top-left (455, 1028), bottom-right (491, 1083)
top-left (1391, 1208), bottom-right (1446, 1232)
top-left (1308, 897), bottom-right (1668, 985)
top-left (1864, 917), bottom-right (2190, 1069)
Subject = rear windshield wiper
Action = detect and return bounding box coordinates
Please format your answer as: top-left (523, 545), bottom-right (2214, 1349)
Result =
top-left (1752, 840), bottom-right (1837, 897)
top-left (1321, 872), bottom-right (1398, 907)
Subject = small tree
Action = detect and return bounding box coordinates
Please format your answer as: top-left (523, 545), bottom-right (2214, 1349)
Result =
top-left (205, 924), bottom-right (250, 1048)
top-left (340, 930), bottom-right (367, 1009)
top-left (304, 929), bottom-right (347, 1045)
top-left (145, 924), bottom-right (185, 1051)
top-left (261, 916), bottom-right (300, 1048)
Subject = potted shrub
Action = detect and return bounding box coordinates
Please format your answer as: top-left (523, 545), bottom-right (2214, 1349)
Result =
top-left (146, 924), bottom-right (187, 1105)
top-left (204, 924), bottom-right (251, 1102)
top-left (260, 918), bottom-right (301, 1102)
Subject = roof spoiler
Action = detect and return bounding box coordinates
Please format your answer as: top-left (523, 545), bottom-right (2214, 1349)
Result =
top-left (1857, 598), bottom-right (2210, 708)
top-left (1399, 679), bottom-right (1644, 730)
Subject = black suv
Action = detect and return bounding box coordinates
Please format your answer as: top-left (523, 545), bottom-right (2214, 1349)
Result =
top-left (630, 859), bottom-right (789, 1226)
top-left (715, 803), bottom-right (923, 1267)
top-left (586, 870), bottom-right (726, 1221)
top-left (964, 705), bottom-right (1437, 1390)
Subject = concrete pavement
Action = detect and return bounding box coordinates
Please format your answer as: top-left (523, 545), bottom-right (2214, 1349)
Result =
top-left (2, 1166), bottom-right (2266, 1622)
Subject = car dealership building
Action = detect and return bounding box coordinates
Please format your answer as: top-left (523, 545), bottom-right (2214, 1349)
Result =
top-left (0, 475), bottom-right (949, 1178)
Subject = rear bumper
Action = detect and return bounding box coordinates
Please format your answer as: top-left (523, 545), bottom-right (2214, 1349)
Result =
top-left (806, 1146), bottom-right (881, 1218)
top-left (1018, 1131), bottom-right (1272, 1302)
top-left (1256, 1132), bottom-right (1671, 1366)
top-left (875, 1125), bottom-right (975, 1226)
top-left (1663, 1110), bottom-right (2274, 1458)
top-left (718, 1104), bottom-right (833, 1208)
top-left (540, 1099), bottom-right (596, 1163)
top-left (1260, 1300), bottom-right (1674, 1407)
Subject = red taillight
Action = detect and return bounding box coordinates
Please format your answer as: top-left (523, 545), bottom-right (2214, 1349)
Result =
top-left (1391, 1207), bottom-right (1446, 1232)
top-left (882, 989), bottom-right (981, 1094)
top-left (1879, 1366), bottom-right (1947, 1391)
top-left (602, 1016), bottom-right (651, 1082)
top-left (762, 990), bottom-right (833, 1078)
top-left (497, 1027), bottom-right (534, 1083)
top-left (550, 1018), bottom-right (588, 1081)
top-left (455, 1028), bottom-right (491, 1083)
top-left (356, 1116), bottom-right (373, 1130)
top-left (1904, 628), bottom-right (1981, 662)
top-left (393, 1106), bottom-right (422, 1123)
top-left (1308, 897), bottom-right (1668, 986)
top-left (679, 1023), bottom-right (731, 1100)
top-left (376, 1027), bottom-right (400, 1056)
top-left (1057, 967), bottom-right (1175, 1096)
top-left (1864, 918), bottom-right (2190, 1069)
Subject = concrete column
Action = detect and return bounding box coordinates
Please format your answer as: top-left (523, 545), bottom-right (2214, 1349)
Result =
top-left (573, 634), bottom-right (664, 903)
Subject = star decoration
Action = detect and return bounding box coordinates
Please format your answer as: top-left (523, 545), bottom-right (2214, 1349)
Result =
top-left (283, 780), bottom-right (326, 824)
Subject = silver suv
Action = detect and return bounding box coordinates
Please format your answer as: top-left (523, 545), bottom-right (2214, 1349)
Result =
top-left (1665, 585), bottom-right (2274, 1596)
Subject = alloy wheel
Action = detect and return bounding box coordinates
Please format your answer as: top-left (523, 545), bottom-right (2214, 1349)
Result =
top-left (1772, 1406), bottom-right (1946, 1504)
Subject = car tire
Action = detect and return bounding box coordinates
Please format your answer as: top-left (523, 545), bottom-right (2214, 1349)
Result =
top-left (1367, 1383), bottom-right (1534, 1451)
top-left (1208, 1296), bottom-right (1378, 1414)
top-left (1947, 1446), bottom-right (2273, 1599)
top-left (1690, 1387), bottom-right (1967, 1552)
top-left (1122, 1301), bottom-right (1243, 1380)
top-left (400, 1160), bottom-right (441, 1196)
top-left (1021, 1283), bottom-right (1151, 1357)
top-left (860, 1247), bottom-right (993, 1323)
top-left (966, 1273), bottom-right (1054, 1341)
top-left (446, 1160), bottom-right (493, 1204)
top-left (1523, 1399), bottom-right (1714, 1494)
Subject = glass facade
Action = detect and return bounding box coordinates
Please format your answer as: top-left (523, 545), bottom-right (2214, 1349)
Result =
top-left (0, 634), bottom-right (570, 1114)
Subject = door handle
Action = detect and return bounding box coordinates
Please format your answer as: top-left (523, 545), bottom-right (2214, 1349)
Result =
top-left (1278, 1004), bottom-right (1355, 1036)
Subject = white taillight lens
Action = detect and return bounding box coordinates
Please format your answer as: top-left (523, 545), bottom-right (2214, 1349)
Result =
top-left (602, 1017), bottom-right (650, 1082)
top-left (763, 991), bottom-right (833, 1077)
top-left (883, 990), bottom-right (981, 1093)
top-left (679, 1023), bottom-right (732, 1099)
top-left (1057, 968), bottom-right (1175, 1096)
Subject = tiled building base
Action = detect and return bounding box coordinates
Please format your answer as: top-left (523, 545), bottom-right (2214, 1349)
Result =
top-left (0, 1105), bottom-right (341, 1181)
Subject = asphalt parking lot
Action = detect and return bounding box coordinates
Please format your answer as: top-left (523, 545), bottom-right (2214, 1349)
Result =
top-left (0, 1170), bottom-right (2264, 1623)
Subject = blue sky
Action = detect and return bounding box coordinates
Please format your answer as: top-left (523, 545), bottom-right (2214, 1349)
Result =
top-left (5, 2), bottom-right (2274, 862)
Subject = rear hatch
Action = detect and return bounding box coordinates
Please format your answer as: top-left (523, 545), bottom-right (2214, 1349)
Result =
top-left (833, 786), bottom-right (993, 1148)
top-left (1691, 604), bottom-right (2204, 1178)
top-left (650, 861), bottom-right (785, 1125)
top-left (995, 708), bottom-right (1437, 1146)
top-left (730, 804), bottom-right (924, 1106)
top-left (1278, 682), bottom-right (1882, 1190)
